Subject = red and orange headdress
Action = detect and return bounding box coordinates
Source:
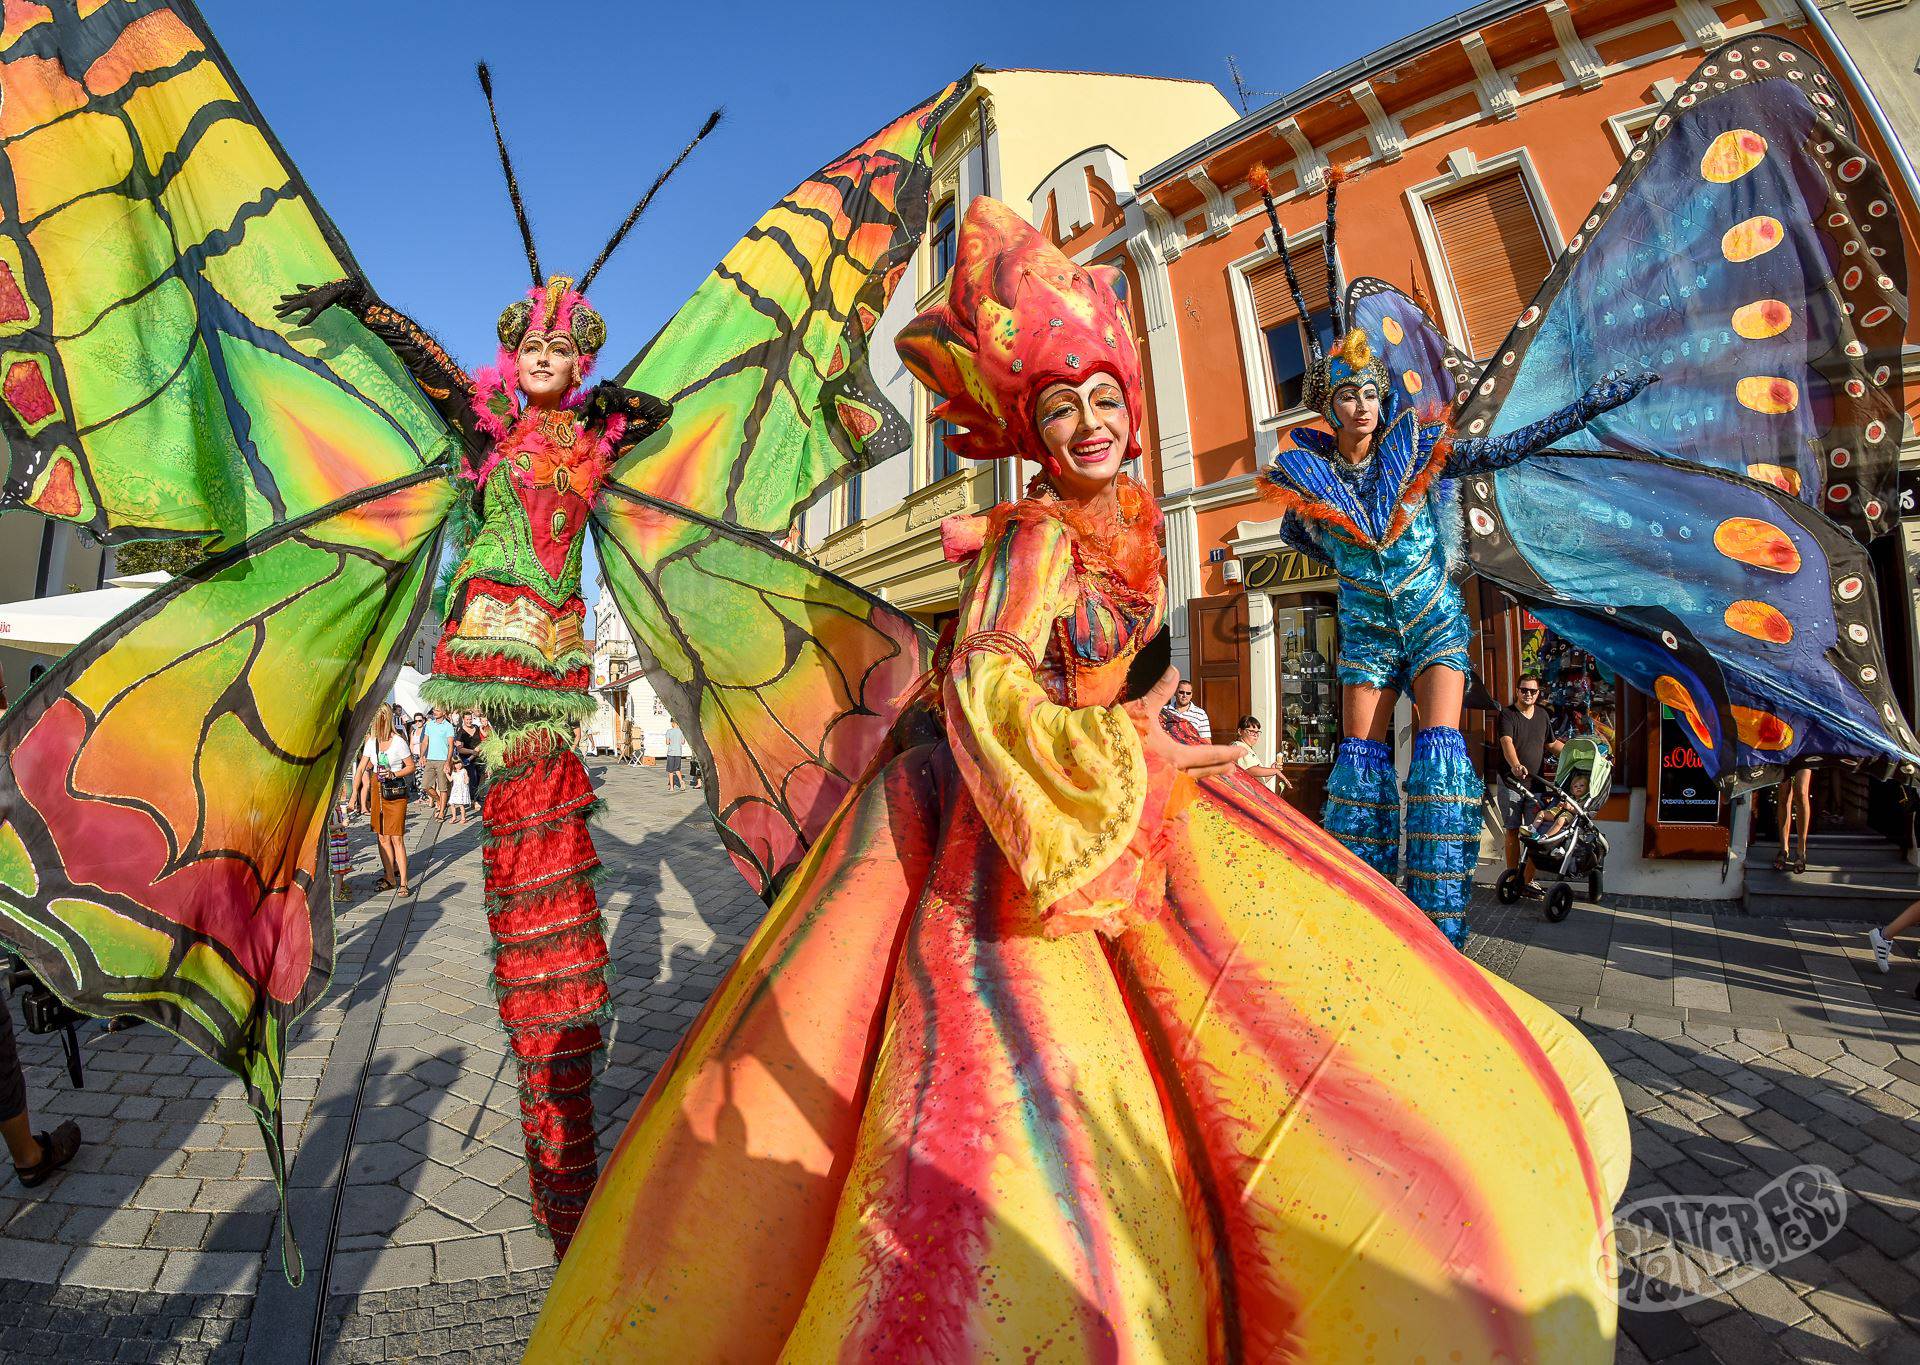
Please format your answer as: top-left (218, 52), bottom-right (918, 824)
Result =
top-left (895, 197), bottom-right (1144, 470)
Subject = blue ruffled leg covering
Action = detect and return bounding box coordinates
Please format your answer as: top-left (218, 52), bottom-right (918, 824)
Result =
top-left (1323, 737), bottom-right (1400, 881)
top-left (1405, 726), bottom-right (1481, 949)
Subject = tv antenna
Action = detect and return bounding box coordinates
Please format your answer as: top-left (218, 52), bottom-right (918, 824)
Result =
top-left (1226, 55), bottom-right (1281, 115)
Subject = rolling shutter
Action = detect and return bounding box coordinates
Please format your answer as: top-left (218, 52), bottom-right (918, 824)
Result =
top-left (1250, 241), bottom-right (1332, 331)
top-left (1429, 171), bottom-right (1554, 357)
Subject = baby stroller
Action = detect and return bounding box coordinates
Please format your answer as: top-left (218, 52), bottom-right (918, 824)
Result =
top-left (1495, 735), bottom-right (1613, 923)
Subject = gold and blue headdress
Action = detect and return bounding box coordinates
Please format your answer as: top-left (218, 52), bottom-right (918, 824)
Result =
top-left (1246, 164), bottom-right (1386, 422)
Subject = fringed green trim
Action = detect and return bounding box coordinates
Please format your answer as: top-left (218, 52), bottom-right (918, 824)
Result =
top-left (423, 678), bottom-right (596, 726)
top-left (441, 634), bottom-right (591, 678)
top-left (478, 717), bottom-right (583, 769)
top-left (490, 797), bottom-right (604, 847)
top-left (484, 862), bottom-right (609, 914)
top-left (431, 480), bottom-right (484, 621)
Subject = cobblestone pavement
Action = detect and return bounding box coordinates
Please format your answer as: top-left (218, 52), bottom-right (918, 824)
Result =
top-left (4, 765), bottom-right (1920, 1360)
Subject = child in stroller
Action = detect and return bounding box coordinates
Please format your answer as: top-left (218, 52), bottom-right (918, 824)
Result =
top-left (1496, 736), bottom-right (1613, 922)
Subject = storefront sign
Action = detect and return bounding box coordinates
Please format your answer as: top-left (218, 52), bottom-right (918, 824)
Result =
top-left (1241, 548), bottom-right (1334, 592)
top-left (1656, 710), bottom-right (1723, 825)
top-left (1898, 465), bottom-right (1920, 521)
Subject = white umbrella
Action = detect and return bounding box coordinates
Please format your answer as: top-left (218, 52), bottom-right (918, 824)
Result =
top-left (0, 572), bottom-right (171, 656)
top-left (390, 665), bottom-right (430, 716)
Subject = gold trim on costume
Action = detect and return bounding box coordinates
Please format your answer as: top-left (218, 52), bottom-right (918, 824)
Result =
top-left (454, 593), bottom-right (586, 664)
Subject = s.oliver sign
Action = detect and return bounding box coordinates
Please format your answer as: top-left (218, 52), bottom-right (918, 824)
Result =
top-left (1657, 709), bottom-right (1723, 825)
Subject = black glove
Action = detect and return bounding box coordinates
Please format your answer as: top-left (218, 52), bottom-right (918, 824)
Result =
top-left (274, 278), bottom-right (368, 327)
top-left (581, 382), bottom-right (671, 430)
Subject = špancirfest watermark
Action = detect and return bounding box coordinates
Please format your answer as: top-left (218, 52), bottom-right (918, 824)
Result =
top-left (1606, 1165), bottom-right (1846, 1310)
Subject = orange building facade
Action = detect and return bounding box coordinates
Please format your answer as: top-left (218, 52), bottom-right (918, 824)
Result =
top-left (1048, 0), bottom-right (1920, 895)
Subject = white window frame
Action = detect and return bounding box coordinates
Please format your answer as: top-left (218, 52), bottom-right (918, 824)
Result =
top-left (1404, 147), bottom-right (1565, 358)
top-left (1227, 222), bottom-right (1340, 459)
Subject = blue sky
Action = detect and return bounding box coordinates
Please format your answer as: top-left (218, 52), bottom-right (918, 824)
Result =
top-left (198, 0), bottom-right (1443, 614)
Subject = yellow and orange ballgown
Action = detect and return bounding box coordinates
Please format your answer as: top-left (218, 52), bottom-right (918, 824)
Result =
top-left (529, 478), bottom-right (1629, 1362)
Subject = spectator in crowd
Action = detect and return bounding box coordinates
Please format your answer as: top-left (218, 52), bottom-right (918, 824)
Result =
top-left (0, 993), bottom-right (81, 1190)
top-left (1160, 677), bottom-right (1212, 741)
top-left (1869, 900), bottom-right (1920, 973)
top-left (421, 706), bottom-right (457, 821)
top-left (447, 755), bottom-right (474, 828)
top-left (408, 712), bottom-right (429, 799)
top-left (359, 708), bottom-right (416, 895)
top-left (329, 772), bottom-right (354, 902)
top-left (454, 711), bottom-right (484, 794)
top-left (1774, 761), bottom-right (1814, 874)
top-left (1231, 716), bottom-right (1288, 794)
top-left (1495, 673), bottom-right (1563, 896)
top-left (665, 723), bottom-right (686, 792)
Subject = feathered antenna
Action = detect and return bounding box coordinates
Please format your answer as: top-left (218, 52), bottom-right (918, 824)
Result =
top-left (578, 109), bottom-right (725, 294)
top-left (1248, 163), bottom-right (1322, 368)
top-left (477, 62), bottom-right (542, 289)
top-left (1323, 165), bottom-right (1349, 334)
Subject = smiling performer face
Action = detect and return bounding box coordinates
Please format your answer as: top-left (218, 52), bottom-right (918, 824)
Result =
top-left (514, 329), bottom-right (580, 407)
top-left (1330, 379), bottom-right (1381, 460)
top-left (1034, 373), bottom-right (1132, 503)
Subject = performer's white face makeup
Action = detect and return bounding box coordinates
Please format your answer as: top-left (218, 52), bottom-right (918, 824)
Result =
top-left (517, 331), bottom-right (579, 407)
top-left (1331, 382), bottom-right (1380, 453)
top-left (1035, 375), bottom-right (1131, 501)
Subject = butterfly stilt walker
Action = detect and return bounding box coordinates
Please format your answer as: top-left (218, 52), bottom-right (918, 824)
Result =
top-left (1253, 36), bottom-right (1920, 949)
top-left (0, 0), bottom-right (953, 1272)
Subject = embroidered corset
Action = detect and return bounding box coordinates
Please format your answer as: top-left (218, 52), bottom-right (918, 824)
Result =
top-left (1039, 548), bottom-right (1166, 709)
top-left (451, 411), bottom-right (614, 614)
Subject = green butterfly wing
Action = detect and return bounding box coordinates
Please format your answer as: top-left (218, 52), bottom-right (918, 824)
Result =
top-left (0, 471), bottom-right (451, 1273)
top-left (0, 0), bottom-right (455, 544)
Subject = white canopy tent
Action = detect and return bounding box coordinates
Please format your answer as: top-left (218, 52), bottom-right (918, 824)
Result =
top-left (0, 572), bottom-right (171, 656)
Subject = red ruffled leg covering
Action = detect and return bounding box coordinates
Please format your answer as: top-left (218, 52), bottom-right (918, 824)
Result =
top-left (481, 737), bottom-right (609, 1256)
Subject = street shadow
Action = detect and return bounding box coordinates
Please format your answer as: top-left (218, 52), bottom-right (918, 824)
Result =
top-left (1573, 1014), bottom-right (1920, 1361)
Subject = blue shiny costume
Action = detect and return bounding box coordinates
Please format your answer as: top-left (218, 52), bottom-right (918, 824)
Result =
top-left (1265, 375), bottom-right (1647, 947)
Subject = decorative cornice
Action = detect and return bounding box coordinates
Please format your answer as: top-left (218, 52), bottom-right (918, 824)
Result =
top-left (1275, 117), bottom-right (1325, 194)
top-left (1545, 0), bottom-right (1605, 90)
top-left (1347, 80), bottom-right (1405, 162)
top-left (1673, 0), bottom-right (1728, 46)
top-left (1139, 196), bottom-right (1183, 262)
top-left (1186, 168), bottom-right (1233, 237)
top-left (1461, 31), bottom-right (1519, 120)
top-left (906, 477), bottom-right (972, 530)
top-left (819, 527), bottom-right (867, 568)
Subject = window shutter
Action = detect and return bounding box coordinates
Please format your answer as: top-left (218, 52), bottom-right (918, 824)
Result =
top-left (1429, 171), bottom-right (1554, 357)
top-left (1250, 244), bottom-right (1332, 330)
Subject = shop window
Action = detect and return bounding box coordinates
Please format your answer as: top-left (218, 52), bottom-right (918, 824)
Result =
top-left (1249, 236), bottom-right (1337, 414)
top-left (931, 199), bottom-right (957, 284)
top-left (844, 471), bottom-right (862, 526)
top-left (1517, 612), bottom-right (1622, 757)
top-left (930, 418), bottom-right (960, 483)
top-left (1428, 169), bottom-right (1554, 358)
top-left (1274, 595), bottom-right (1339, 765)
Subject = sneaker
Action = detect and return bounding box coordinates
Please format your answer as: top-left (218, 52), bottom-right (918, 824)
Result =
top-left (1870, 927), bottom-right (1894, 974)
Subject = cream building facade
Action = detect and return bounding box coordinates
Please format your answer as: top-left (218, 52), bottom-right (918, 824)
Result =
top-left (0, 513), bottom-right (104, 702)
top-left (797, 68), bottom-right (1236, 627)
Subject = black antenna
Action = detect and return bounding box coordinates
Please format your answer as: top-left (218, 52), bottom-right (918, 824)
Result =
top-left (578, 109), bottom-right (724, 294)
top-left (1323, 169), bottom-right (1345, 334)
top-left (1225, 55), bottom-right (1278, 116)
top-left (1248, 166), bottom-right (1321, 368)
top-left (477, 62), bottom-right (542, 289)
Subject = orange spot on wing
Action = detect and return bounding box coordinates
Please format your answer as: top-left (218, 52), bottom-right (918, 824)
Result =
top-left (1655, 675), bottom-right (1713, 750)
top-left (84, 9), bottom-right (199, 97)
top-left (1744, 463), bottom-right (1801, 496)
top-left (1736, 376), bottom-right (1799, 414)
top-left (1724, 599), bottom-right (1793, 644)
top-left (0, 54), bottom-right (87, 138)
top-left (1722, 216), bottom-right (1784, 262)
top-left (1701, 129), bottom-right (1768, 183)
top-left (1732, 706), bottom-right (1795, 751)
top-left (1732, 299), bottom-right (1792, 339)
top-left (1713, 517), bottom-right (1800, 573)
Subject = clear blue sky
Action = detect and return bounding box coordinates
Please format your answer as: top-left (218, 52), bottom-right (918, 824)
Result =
top-left (198, 0), bottom-right (1442, 614)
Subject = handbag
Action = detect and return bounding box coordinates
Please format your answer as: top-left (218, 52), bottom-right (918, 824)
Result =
top-left (379, 775), bottom-right (408, 801)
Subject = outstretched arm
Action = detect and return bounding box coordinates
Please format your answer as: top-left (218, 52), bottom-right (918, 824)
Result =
top-left (1448, 367), bottom-right (1657, 474)
top-left (276, 280), bottom-right (483, 448)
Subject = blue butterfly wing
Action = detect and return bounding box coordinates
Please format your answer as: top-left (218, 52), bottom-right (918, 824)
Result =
top-left (1458, 451), bottom-right (1920, 789)
top-left (1345, 276), bottom-right (1477, 416)
top-left (1458, 36), bottom-right (1906, 542)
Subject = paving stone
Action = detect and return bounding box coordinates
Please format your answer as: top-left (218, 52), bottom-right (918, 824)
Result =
top-left (434, 1235), bottom-right (508, 1283)
top-left (61, 1245), bottom-right (165, 1292)
top-left (143, 1212), bottom-right (210, 1252)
